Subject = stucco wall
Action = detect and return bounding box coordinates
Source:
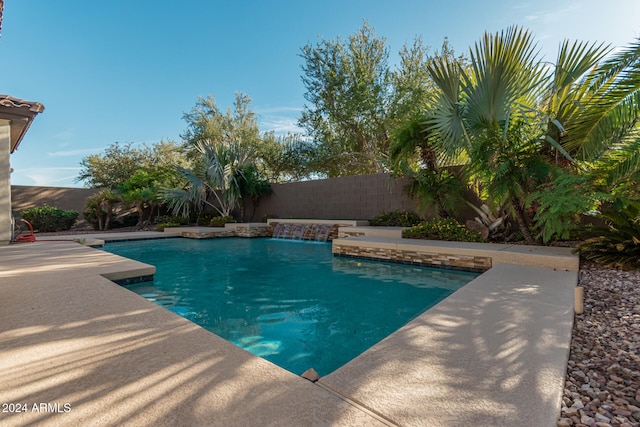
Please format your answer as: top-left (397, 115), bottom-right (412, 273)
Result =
top-left (1, 121), bottom-right (11, 244)
top-left (11, 185), bottom-right (99, 217)
top-left (11, 173), bottom-right (475, 224)
top-left (248, 173), bottom-right (417, 221)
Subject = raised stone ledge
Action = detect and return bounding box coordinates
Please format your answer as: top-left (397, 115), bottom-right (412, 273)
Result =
top-left (338, 226), bottom-right (404, 239)
top-left (334, 243), bottom-right (491, 272)
top-left (267, 219), bottom-right (369, 226)
top-left (332, 235), bottom-right (579, 272)
top-left (226, 223), bottom-right (273, 238)
top-left (165, 224), bottom-right (271, 239)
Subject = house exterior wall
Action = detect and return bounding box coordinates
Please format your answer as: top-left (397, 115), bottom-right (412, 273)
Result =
top-left (0, 120), bottom-right (11, 244)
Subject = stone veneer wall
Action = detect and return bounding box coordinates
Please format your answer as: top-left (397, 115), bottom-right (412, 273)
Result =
top-left (269, 222), bottom-right (341, 241)
top-left (333, 243), bottom-right (492, 272)
top-left (338, 230), bottom-right (366, 239)
top-left (180, 229), bottom-right (235, 239)
top-left (233, 224), bottom-right (272, 238)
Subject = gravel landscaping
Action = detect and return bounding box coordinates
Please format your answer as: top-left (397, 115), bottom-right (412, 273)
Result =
top-left (559, 263), bottom-right (640, 427)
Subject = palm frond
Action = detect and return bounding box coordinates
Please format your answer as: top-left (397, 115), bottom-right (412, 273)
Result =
top-left (596, 135), bottom-right (640, 185)
top-left (425, 54), bottom-right (468, 160)
top-left (465, 27), bottom-right (547, 131)
top-left (588, 37), bottom-right (640, 92)
top-left (545, 39), bottom-right (611, 132)
top-left (562, 39), bottom-right (640, 160)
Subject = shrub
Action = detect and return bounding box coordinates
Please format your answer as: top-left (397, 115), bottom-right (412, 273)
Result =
top-left (261, 214), bottom-right (277, 223)
top-left (403, 218), bottom-right (483, 242)
top-left (153, 215), bottom-right (189, 231)
top-left (209, 215), bottom-right (237, 227)
top-left (21, 205), bottom-right (79, 232)
top-left (369, 210), bottom-right (422, 227)
top-left (528, 173), bottom-right (607, 243)
top-left (578, 200), bottom-right (640, 269)
top-left (83, 190), bottom-right (121, 231)
top-left (82, 206), bottom-right (100, 230)
top-left (154, 215), bottom-right (190, 226)
top-left (156, 222), bottom-right (181, 232)
top-left (110, 213), bottom-right (139, 229)
top-left (194, 211), bottom-right (221, 225)
top-left (466, 202), bottom-right (511, 241)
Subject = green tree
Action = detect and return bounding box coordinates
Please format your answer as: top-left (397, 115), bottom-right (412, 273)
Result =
top-left (77, 140), bottom-right (187, 188)
top-left (77, 142), bottom-right (146, 188)
top-left (181, 93), bottom-right (261, 154)
top-left (119, 166), bottom-right (179, 228)
top-left (257, 132), bottom-right (316, 182)
top-left (414, 27), bottom-right (640, 243)
top-left (423, 28), bottom-right (560, 242)
top-left (83, 190), bottom-right (121, 231)
top-left (543, 39), bottom-right (639, 170)
top-left (163, 141), bottom-right (252, 219)
top-left (299, 21), bottom-right (440, 177)
top-left (236, 163), bottom-right (271, 221)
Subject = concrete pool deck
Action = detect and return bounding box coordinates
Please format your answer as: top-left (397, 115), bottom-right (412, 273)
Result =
top-left (0, 233), bottom-right (578, 426)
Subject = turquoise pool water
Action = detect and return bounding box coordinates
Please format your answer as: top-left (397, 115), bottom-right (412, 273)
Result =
top-left (104, 238), bottom-right (478, 376)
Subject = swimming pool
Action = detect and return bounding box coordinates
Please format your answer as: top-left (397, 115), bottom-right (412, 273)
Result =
top-left (104, 238), bottom-right (478, 376)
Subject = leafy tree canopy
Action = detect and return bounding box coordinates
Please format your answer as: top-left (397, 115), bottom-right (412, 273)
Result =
top-left (181, 92), bottom-right (261, 154)
top-left (77, 139), bottom-right (187, 189)
top-left (299, 21), bottom-right (459, 177)
top-left (405, 26), bottom-right (640, 242)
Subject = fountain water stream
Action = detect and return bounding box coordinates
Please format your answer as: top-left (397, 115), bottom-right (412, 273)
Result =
top-left (271, 223), bottom-right (336, 242)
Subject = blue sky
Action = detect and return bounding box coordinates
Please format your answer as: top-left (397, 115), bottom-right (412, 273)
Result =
top-left (2, 0), bottom-right (639, 187)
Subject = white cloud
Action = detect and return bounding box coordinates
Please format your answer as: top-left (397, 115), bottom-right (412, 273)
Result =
top-left (260, 116), bottom-right (305, 134)
top-left (46, 148), bottom-right (104, 157)
top-left (257, 106), bottom-right (305, 135)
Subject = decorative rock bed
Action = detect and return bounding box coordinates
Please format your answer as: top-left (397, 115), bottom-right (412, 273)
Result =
top-left (559, 263), bottom-right (640, 427)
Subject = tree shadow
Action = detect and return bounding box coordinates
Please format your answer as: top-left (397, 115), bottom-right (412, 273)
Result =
top-left (0, 244), bottom-right (385, 426)
top-left (322, 264), bottom-right (577, 426)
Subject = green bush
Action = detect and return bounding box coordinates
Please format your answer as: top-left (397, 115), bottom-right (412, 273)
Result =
top-left (154, 215), bottom-right (190, 226)
top-left (209, 215), bottom-right (237, 227)
top-left (82, 206), bottom-right (100, 230)
top-left (528, 173), bottom-right (607, 243)
top-left (156, 222), bottom-right (181, 232)
top-left (403, 218), bottom-right (483, 242)
top-left (578, 199), bottom-right (640, 269)
top-left (193, 211), bottom-right (220, 225)
top-left (21, 205), bottom-right (79, 232)
top-left (110, 214), bottom-right (139, 229)
top-left (369, 210), bottom-right (422, 227)
top-left (261, 214), bottom-right (277, 223)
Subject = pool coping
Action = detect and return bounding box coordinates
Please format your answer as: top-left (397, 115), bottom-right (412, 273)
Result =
top-left (332, 234), bottom-right (579, 272)
top-left (0, 232), bottom-right (577, 426)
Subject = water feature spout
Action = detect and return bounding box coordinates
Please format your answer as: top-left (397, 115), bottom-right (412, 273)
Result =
top-left (271, 222), bottom-right (337, 242)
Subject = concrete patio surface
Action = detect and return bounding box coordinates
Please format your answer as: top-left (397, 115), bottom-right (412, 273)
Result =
top-left (324, 263), bottom-right (576, 426)
top-left (36, 230), bottom-right (181, 243)
top-left (0, 233), bottom-right (578, 426)
top-left (0, 240), bottom-right (387, 427)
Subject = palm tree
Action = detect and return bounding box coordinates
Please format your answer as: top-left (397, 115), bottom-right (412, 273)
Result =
top-left (550, 39), bottom-right (640, 188)
top-left (163, 140), bottom-right (252, 220)
top-left (424, 27), bottom-right (552, 242)
top-left (84, 190), bottom-right (121, 231)
top-left (419, 27), bottom-right (640, 242)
